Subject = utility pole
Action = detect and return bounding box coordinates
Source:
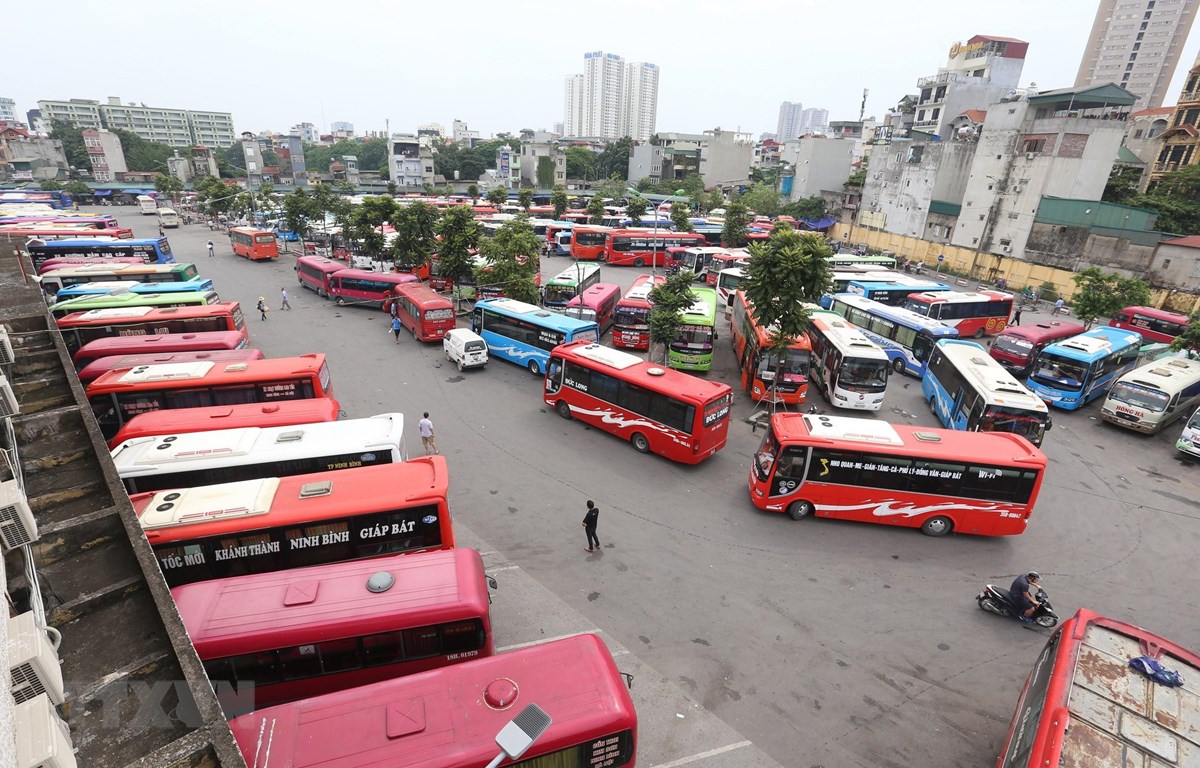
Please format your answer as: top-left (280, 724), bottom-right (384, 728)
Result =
top-left (859, 89), bottom-right (869, 123)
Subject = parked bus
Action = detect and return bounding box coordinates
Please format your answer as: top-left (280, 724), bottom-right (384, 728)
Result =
top-left (156, 208), bottom-right (180, 228)
top-left (472, 298), bottom-right (599, 375)
top-left (50, 280), bottom-right (140, 301)
top-left (545, 221), bottom-right (574, 253)
top-left (553, 228), bottom-right (575, 255)
top-left (564, 282), bottom-right (620, 335)
top-left (390, 283), bottom-right (455, 341)
top-left (568, 225), bottom-right (612, 260)
top-left (715, 266), bottom-right (745, 308)
top-left (705, 251), bottom-right (750, 286)
top-left (73, 329), bottom-right (250, 370)
top-left (6, 225), bottom-right (132, 241)
top-left (730, 290), bottom-right (812, 406)
top-left (79, 349), bottom-right (264, 387)
top-left (604, 229), bottom-right (707, 267)
top-left (57, 302), bottom-right (247, 355)
top-left (805, 309), bottom-right (890, 412)
top-left (750, 412), bottom-right (1047, 535)
top-left (86, 352), bottom-right (329, 440)
top-left (26, 237), bottom-right (174, 271)
top-left (826, 293), bottom-right (959, 377)
top-left (672, 246), bottom-right (732, 281)
top-left (227, 634), bottom-right (636, 768)
top-left (542, 262), bottom-right (602, 308)
top-left (327, 268), bottom-right (419, 311)
top-left (293, 255), bottom-right (344, 298)
top-left (546, 342), bottom-right (733, 463)
top-left (827, 253), bottom-right (898, 268)
top-left (901, 290), bottom-right (1013, 338)
top-left (54, 277), bottom-right (219, 304)
top-left (922, 339), bottom-right (1051, 446)
top-left (693, 223), bottom-right (724, 245)
top-left (988, 321), bottom-right (1086, 376)
top-left (49, 290), bottom-right (215, 320)
top-left (230, 227), bottom-right (280, 261)
top-left (113, 413), bottom-right (405, 494)
top-left (995, 609), bottom-right (1200, 768)
top-left (137, 195), bottom-right (158, 214)
top-left (1099, 356), bottom-right (1200, 433)
top-left (36, 255), bottom-right (146, 275)
top-left (1108, 305), bottom-right (1190, 345)
top-left (1176, 405), bottom-right (1200, 458)
top-left (108, 398), bottom-right (341, 450)
top-left (845, 275), bottom-right (950, 306)
top-left (612, 274), bottom-right (665, 350)
top-left (0, 215), bottom-right (121, 230)
top-left (176, 549), bottom-right (493, 716)
top-left (131, 457), bottom-right (452, 586)
top-left (37, 262), bottom-right (197, 295)
top-left (1025, 326), bottom-right (1143, 410)
top-left (668, 286), bottom-right (719, 371)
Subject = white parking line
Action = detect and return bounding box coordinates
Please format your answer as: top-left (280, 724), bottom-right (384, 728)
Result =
top-left (489, 565), bottom-right (520, 573)
top-left (496, 629), bottom-right (599, 652)
top-left (649, 741), bottom-right (753, 768)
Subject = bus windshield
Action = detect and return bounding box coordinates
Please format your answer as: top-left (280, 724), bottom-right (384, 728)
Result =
top-left (840, 358), bottom-right (889, 390)
top-left (564, 307), bottom-right (597, 323)
top-left (993, 334), bottom-right (1034, 358)
top-left (675, 324), bottom-right (713, 347)
top-left (982, 406), bottom-right (1050, 440)
top-left (1106, 381), bottom-right (1170, 412)
top-left (614, 306), bottom-right (648, 328)
top-left (757, 347), bottom-right (809, 384)
top-left (1029, 354), bottom-right (1088, 391)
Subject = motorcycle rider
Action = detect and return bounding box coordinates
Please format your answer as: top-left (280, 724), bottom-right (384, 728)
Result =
top-left (1010, 571), bottom-right (1042, 623)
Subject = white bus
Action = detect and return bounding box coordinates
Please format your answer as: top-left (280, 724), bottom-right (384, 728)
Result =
top-left (716, 266), bottom-right (745, 309)
top-left (805, 307), bottom-right (890, 411)
top-left (137, 195), bottom-right (158, 215)
top-left (1100, 356), bottom-right (1200, 434)
top-left (157, 208), bottom-right (180, 228)
top-left (111, 413), bottom-right (407, 494)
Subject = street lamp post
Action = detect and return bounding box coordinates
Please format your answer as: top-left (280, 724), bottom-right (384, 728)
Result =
top-left (628, 187), bottom-right (685, 276)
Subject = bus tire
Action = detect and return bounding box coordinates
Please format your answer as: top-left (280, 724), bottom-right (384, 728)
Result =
top-left (929, 397), bottom-right (938, 415)
top-left (892, 358), bottom-right (906, 375)
top-left (556, 401), bottom-right (572, 419)
top-left (920, 515), bottom-right (953, 537)
top-left (787, 500), bottom-right (813, 520)
top-left (528, 360), bottom-right (541, 376)
top-left (634, 257), bottom-right (645, 267)
top-left (973, 327), bottom-right (985, 339)
top-left (336, 296), bottom-right (345, 306)
top-left (631, 432), bottom-right (650, 453)
top-left (457, 358), bottom-right (465, 372)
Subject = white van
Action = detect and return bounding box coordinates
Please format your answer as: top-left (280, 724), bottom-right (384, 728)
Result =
top-left (157, 208), bottom-right (180, 228)
top-left (443, 328), bottom-right (488, 371)
top-left (1100, 356), bottom-right (1200, 434)
top-left (1178, 405), bottom-right (1200, 458)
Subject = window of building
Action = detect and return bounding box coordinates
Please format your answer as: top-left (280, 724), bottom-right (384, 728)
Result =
top-left (1161, 258), bottom-right (1171, 269)
top-left (1023, 139), bottom-right (1046, 153)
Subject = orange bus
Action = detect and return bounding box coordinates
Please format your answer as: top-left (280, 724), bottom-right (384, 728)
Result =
top-left (130, 457), bottom-right (454, 586)
top-left (612, 274), bottom-right (665, 350)
top-left (175, 548), bottom-right (493, 715)
top-left (390, 282), bottom-right (455, 341)
top-left (107, 397), bottom-right (342, 449)
top-left (230, 227), bottom-right (280, 260)
top-left (86, 353), bottom-right (331, 440)
top-left (730, 290), bottom-right (812, 405)
top-left (56, 302), bottom-right (247, 354)
top-left (78, 348), bottom-right (264, 386)
top-left (568, 225), bottom-right (612, 261)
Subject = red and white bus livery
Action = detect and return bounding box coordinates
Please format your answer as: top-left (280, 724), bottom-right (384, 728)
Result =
top-left (612, 274), bottom-right (665, 350)
top-left (901, 290), bottom-right (1014, 338)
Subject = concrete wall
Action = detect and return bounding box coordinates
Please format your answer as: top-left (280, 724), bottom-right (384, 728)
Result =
top-left (1142, 243), bottom-right (1200, 291)
top-left (628, 143), bottom-right (663, 183)
top-left (698, 131), bottom-right (754, 187)
top-left (860, 140), bottom-right (976, 239)
top-left (779, 138), bottom-right (854, 199)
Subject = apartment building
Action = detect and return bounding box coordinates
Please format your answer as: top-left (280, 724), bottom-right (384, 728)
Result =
top-left (37, 97), bottom-right (236, 147)
top-left (81, 129), bottom-right (127, 182)
top-left (912, 35), bottom-right (1028, 139)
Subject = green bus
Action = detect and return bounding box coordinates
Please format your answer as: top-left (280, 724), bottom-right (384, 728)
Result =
top-left (49, 290), bottom-right (216, 320)
top-left (668, 286), bottom-right (719, 372)
top-left (542, 263), bottom-right (601, 308)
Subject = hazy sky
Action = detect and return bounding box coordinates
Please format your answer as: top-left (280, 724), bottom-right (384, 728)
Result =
top-left (9, 1), bottom-right (1200, 138)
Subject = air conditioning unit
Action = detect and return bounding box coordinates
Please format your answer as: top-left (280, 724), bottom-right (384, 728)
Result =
top-left (1025, 152), bottom-right (1035, 160)
top-left (1001, 245), bottom-right (1013, 253)
top-left (0, 326), bottom-right (14, 366)
top-left (0, 374), bottom-right (18, 418)
top-left (8, 612), bottom-right (64, 705)
top-left (15, 694), bottom-right (76, 768)
top-left (0, 476), bottom-right (38, 551)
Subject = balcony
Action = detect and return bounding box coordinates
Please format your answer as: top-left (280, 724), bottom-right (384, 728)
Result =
top-left (913, 118), bottom-right (940, 128)
top-left (917, 71), bottom-right (966, 88)
top-left (1179, 90), bottom-right (1200, 104)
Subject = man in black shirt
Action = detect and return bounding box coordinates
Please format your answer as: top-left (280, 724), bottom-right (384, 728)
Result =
top-left (1010, 572), bottom-right (1042, 623)
top-left (582, 500), bottom-right (600, 552)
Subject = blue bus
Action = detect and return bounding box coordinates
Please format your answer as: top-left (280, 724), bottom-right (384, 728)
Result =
top-left (844, 275), bottom-right (950, 306)
top-left (26, 237), bottom-right (174, 271)
top-left (1025, 326), bottom-right (1143, 410)
top-left (471, 297), bottom-right (600, 375)
top-left (826, 293), bottom-right (959, 377)
top-left (54, 278), bottom-right (219, 304)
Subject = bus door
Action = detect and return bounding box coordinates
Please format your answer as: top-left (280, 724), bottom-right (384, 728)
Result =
top-left (757, 441), bottom-right (810, 499)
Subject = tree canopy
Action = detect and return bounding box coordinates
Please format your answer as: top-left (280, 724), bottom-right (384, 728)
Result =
top-left (1102, 164), bottom-right (1200, 234)
top-left (743, 224), bottom-right (833, 359)
top-left (647, 271), bottom-right (699, 363)
top-left (551, 187), bottom-right (569, 220)
top-left (517, 189), bottom-right (534, 211)
top-left (391, 201), bottom-right (440, 270)
top-left (1069, 267), bottom-right (1152, 328)
top-left (739, 182), bottom-right (781, 217)
top-left (565, 147), bottom-right (597, 181)
top-left (780, 195), bottom-right (828, 221)
top-left (586, 195), bottom-right (606, 224)
top-left (433, 138), bottom-right (520, 182)
top-left (303, 137), bottom-right (388, 175)
top-left (346, 195), bottom-right (397, 258)
top-left (670, 201), bottom-right (694, 233)
top-left (434, 205), bottom-right (481, 296)
top-left (722, 201), bottom-right (752, 247)
top-left (625, 195), bottom-right (647, 225)
top-left (1170, 310), bottom-right (1200, 355)
top-left (477, 216), bottom-right (541, 305)
top-left (486, 186), bottom-right (508, 206)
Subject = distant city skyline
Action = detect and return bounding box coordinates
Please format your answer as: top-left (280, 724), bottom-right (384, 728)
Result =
top-left (5, 1), bottom-right (1200, 140)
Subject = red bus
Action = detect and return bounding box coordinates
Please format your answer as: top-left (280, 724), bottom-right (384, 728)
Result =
top-left (228, 633), bottom-right (636, 768)
top-left (86, 353), bottom-right (331, 440)
top-left (705, 251), bottom-right (750, 286)
top-left (995, 609), bottom-right (1200, 768)
top-left (1109, 305), bottom-right (1190, 344)
top-left (750, 412), bottom-right (1047, 535)
top-left (37, 256), bottom-right (145, 275)
top-left (73, 330), bottom-right (252, 370)
top-left (988, 321), bottom-right (1086, 375)
top-left (604, 229), bottom-right (707, 267)
top-left (230, 227), bottom-right (280, 261)
top-left (78, 348), bottom-right (264, 386)
top-left (0, 215), bottom-right (122, 230)
top-left (565, 282), bottom-right (621, 335)
top-left (546, 221), bottom-right (574, 252)
top-left (327, 268), bottom-right (419, 311)
top-left (901, 290), bottom-right (1014, 338)
top-left (568, 225), bottom-right (613, 261)
top-left (545, 341), bottom-right (733, 463)
top-left (612, 274), bottom-right (665, 350)
top-left (4, 225), bottom-right (134, 240)
top-left (730, 290), bottom-right (812, 406)
top-left (294, 255), bottom-right (343, 298)
top-left (108, 397), bottom-right (342, 450)
top-left (56, 302), bottom-right (247, 355)
top-left (390, 283), bottom-right (455, 341)
top-left (174, 548), bottom-right (493, 715)
top-left (130, 457), bottom-right (453, 586)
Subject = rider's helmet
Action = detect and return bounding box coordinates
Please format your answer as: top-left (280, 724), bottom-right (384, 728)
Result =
top-left (1027, 572), bottom-right (1041, 582)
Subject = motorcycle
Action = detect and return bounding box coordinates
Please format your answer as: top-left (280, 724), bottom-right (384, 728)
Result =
top-left (976, 584), bottom-right (1059, 628)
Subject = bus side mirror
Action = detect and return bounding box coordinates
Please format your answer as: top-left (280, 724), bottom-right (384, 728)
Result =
top-left (620, 672), bottom-right (634, 690)
top-left (486, 575), bottom-right (498, 590)
top-left (1046, 417), bottom-right (1053, 431)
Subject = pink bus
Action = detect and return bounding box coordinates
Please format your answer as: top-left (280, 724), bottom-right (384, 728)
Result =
top-left (72, 330), bottom-right (252, 370)
top-left (78, 349), bottom-right (264, 386)
top-left (294, 255), bottom-right (344, 298)
top-left (1109, 305), bottom-right (1190, 345)
top-left (327, 268), bottom-right (420, 311)
top-left (564, 282), bottom-right (621, 335)
top-left (37, 256), bottom-right (145, 275)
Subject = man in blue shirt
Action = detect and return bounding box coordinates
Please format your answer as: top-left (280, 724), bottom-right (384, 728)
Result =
top-left (1010, 572), bottom-right (1042, 623)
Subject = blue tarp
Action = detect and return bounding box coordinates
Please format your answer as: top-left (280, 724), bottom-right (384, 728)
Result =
top-left (122, 189), bottom-right (148, 195)
top-left (800, 216), bottom-right (837, 230)
top-left (92, 190), bottom-right (111, 196)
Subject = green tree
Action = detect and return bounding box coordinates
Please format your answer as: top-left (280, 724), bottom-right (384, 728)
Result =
top-left (536, 157), bottom-right (556, 188)
top-left (467, 183), bottom-right (480, 200)
top-left (625, 195), bottom-right (647, 225)
top-left (670, 201), bottom-right (694, 233)
top-left (845, 161), bottom-right (867, 189)
top-left (647, 271), bottom-right (698, 364)
top-left (679, 172), bottom-right (706, 199)
top-left (48, 119), bottom-right (89, 171)
top-left (586, 194), bottom-right (606, 224)
top-left (517, 188), bottom-right (534, 211)
top-left (282, 187), bottom-right (319, 241)
top-left (154, 173), bottom-right (184, 201)
top-left (722, 201), bottom-right (752, 247)
top-left (337, 180), bottom-right (357, 196)
top-left (596, 137), bottom-right (633, 180)
top-left (565, 147), bottom-right (596, 181)
top-left (346, 195), bottom-right (398, 259)
top-left (478, 217), bottom-right (542, 308)
top-left (39, 179), bottom-right (63, 190)
top-left (1170, 311), bottom-right (1200, 355)
top-left (64, 180), bottom-right (91, 198)
top-left (308, 182), bottom-right (350, 230)
top-left (697, 190), bottom-right (724, 215)
top-left (780, 195), bottom-right (828, 221)
top-left (434, 206), bottom-right (481, 306)
top-left (1102, 165), bottom-right (1142, 205)
top-left (1070, 267), bottom-right (1152, 328)
top-left (487, 186), bottom-right (508, 206)
top-left (551, 186), bottom-right (569, 220)
top-left (739, 182), bottom-right (781, 216)
top-left (391, 201), bottom-right (440, 271)
top-left (194, 176), bottom-right (239, 217)
top-left (217, 144), bottom-right (246, 177)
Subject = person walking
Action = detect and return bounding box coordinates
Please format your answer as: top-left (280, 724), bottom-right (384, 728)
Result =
top-left (280, 288), bottom-right (292, 311)
top-left (582, 500), bottom-right (600, 552)
top-left (391, 315), bottom-right (402, 343)
top-left (207, 240), bottom-right (215, 258)
top-left (418, 412), bottom-right (438, 455)
top-left (158, 223), bottom-right (165, 237)
top-left (256, 296), bottom-right (269, 321)
top-left (1053, 298), bottom-right (1065, 316)
top-left (1012, 306), bottom-right (1022, 326)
